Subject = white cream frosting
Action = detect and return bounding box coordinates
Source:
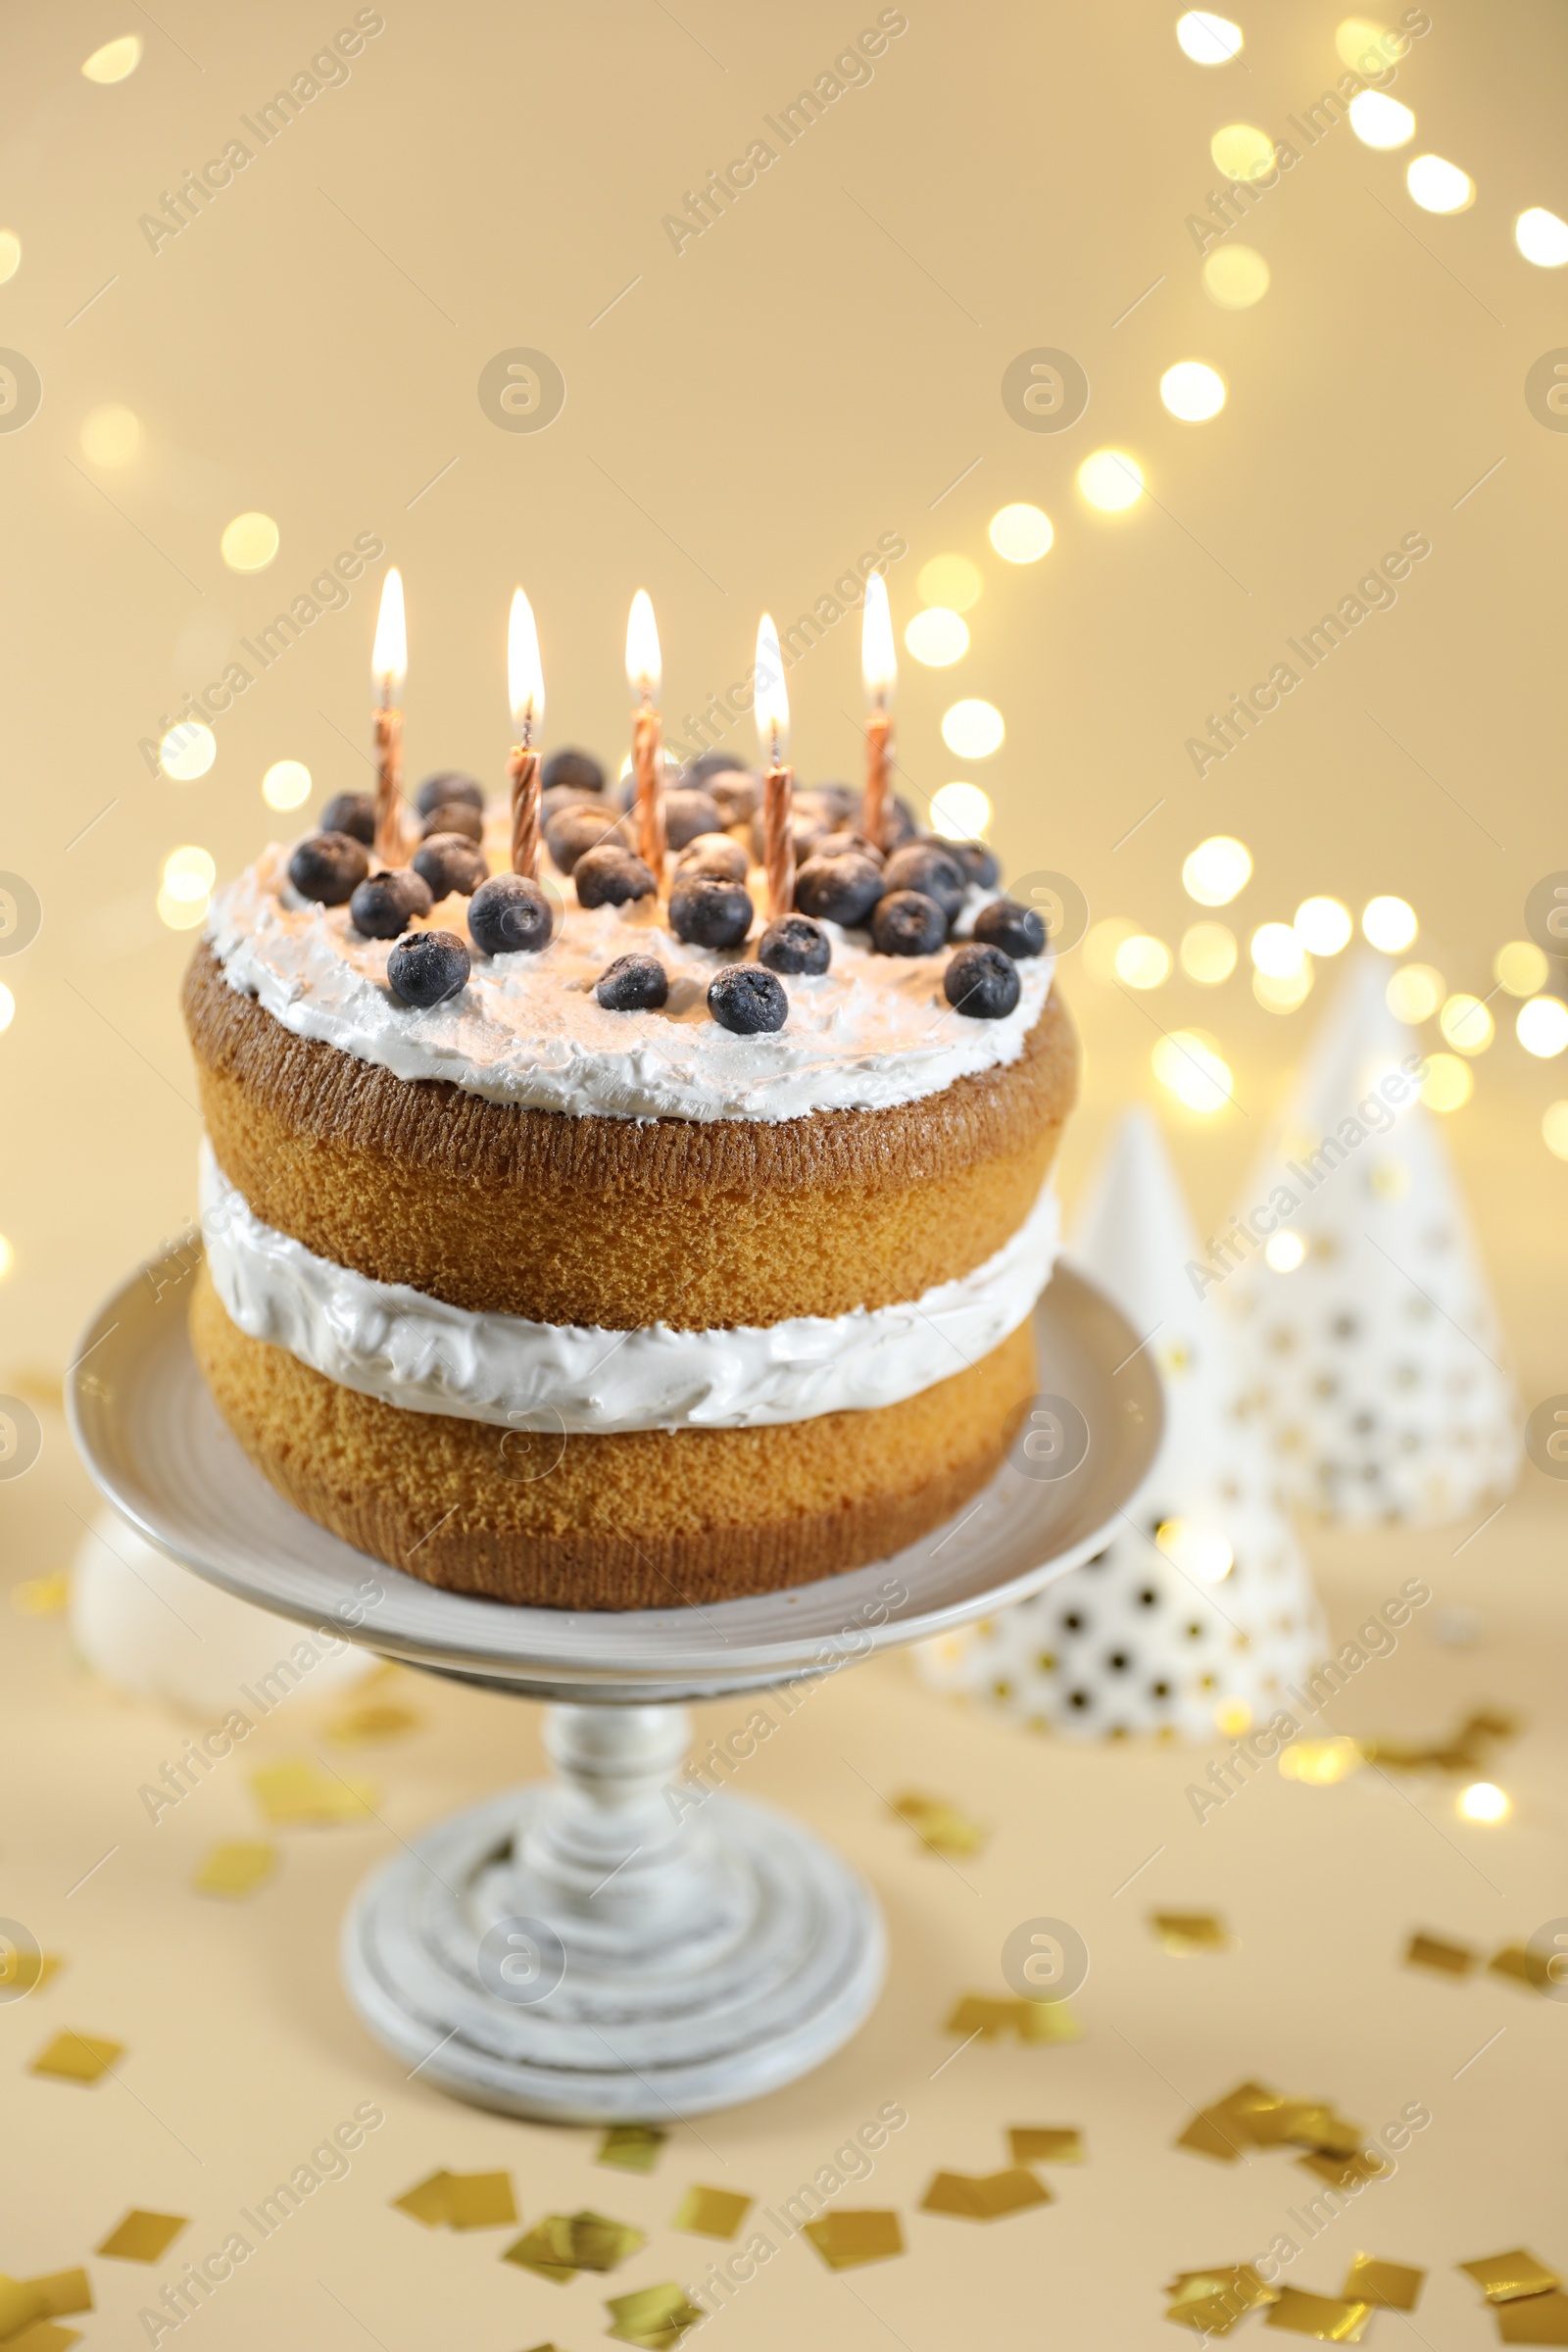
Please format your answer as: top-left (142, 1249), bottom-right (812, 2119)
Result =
top-left (205, 834), bottom-right (1054, 1126)
top-left (200, 1146), bottom-right (1059, 1434)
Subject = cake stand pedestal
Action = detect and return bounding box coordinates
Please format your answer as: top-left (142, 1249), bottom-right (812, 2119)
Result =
top-left (69, 1255), bottom-right (1160, 2125)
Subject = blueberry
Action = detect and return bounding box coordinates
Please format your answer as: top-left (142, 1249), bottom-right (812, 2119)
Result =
top-left (710, 770), bottom-right (760, 826)
top-left (416, 770), bottom-right (484, 817)
top-left (871, 889), bottom-right (948, 956)
top-left (414, 833), bottom-right (489, 900)
top-left (794, 852), bottom-right (885, 927)
top-left (676, 832), bottom-right (749, 883)
top-left (288, 830), bottom-right (370, 906)
top-left (800, 783), bottom-right (856, 828)
top-left (973, 897), bottom-right (1047, 959)
top-left (709, 964), bottom-right (788, 1035)
top-left (350, 866), bottom-right (434, 939)
top-left (668, 876), bottom-right (754, 950)
top-left (575, 845), bottom-right (657, 909)
top-left (468, 872), bottom-right (554, 956)
top-left (542, 782), bottom-right (606, 826)
top-left (944, 941), bottom-right (1021, 1018)
top-left (319, 791), bottom-right (375, 846)
top-left (751, 811), bottom-right (828, 867)
top-left (596, 952), bottom-right (669, 1011)
top-left (541, 748), bottom-right (606, 796)
top-left (882, 795), bottom-right (918, 849)
top-left (939, 836), bottom-right (1001, 890)
top-left (386, 928), bottom-right (470, 1006)
top-left (546, 803), bottom-right (631, 874)
top-left (815, 829), bottom-right (884, 866)
top-left (420, 801), bottom-right (484, 844)
top-left (883, 842), bottom-right (966, 922)
top-left (662, 787), bottom-right (723, 851)
top-left (685, 749), bottom-right (753, 785)
top-left (759, 913), bottom-right (831, 976)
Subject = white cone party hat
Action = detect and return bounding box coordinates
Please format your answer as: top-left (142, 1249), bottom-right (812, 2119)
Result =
top-left (1218, 953), bottom-right (1519, 1526)
top-left (918, 1108), bottom-right (1326, 1741)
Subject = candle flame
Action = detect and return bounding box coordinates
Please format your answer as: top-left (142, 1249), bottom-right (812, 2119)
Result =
top-left (371, 565), bottom-right (407, 700)
top-left (755, 614), bottom-right (789, 761)
top-left (861, 568), bottom-right (896, 704)
top-left (625, 589), bottom-right (662, 703)
top-left (508, 588), bottom-right (544, 736)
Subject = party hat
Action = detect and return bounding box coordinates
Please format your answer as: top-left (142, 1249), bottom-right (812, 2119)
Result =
top-left (918, 1109), bottom-right (1325, 1741)
top-left (1219, 954), bottom-right (1519, 1525)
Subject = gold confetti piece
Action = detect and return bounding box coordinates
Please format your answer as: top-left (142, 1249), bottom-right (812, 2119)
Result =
top-left (324, 1700), bottom-right (421, 1746)
top-left (1169, 2267), bottom-right (1280, 2314)
top-left (1177, 2082), bottom-right (1280, 2161)
top-left (193, 1839), bottom-right (276, 1899)
top-left (1496, 2292), bottom-right (1568, 2345)
top-left (1016, 1999), bottom-right (1080, 2044)
top-left (920, 2166), bottom-right (1051, 2220)
top-left (0, 2281), bottom-right (47, 2340)
top-left (97, 2210), bottom-right (189, 2263)
top-left (605, 2283), bottom-right (706, 2347)
top-left (0, 1947), bottom-right (62, 1997)
top-left (944, 1992), bottom-right (1078, 2042)
top-left (1460, 2253), bottom-right (1565, 2304)
top-left (1008, 2127), bottom-right (1083, 2164)
top-left (393, 2171), bottom-right (456, 2227)
top-left (28, 2031), bottom-right (122, 2084)
top-left (443, 2172), bottom-right (517, 2230)
top-left (597, 2124), bottom-right (667, 2174)
top-left (1152, 1911), bottom-right (1233, 1955)
top-left (11, 1574), bottom-right (70, 1616)
top-left (248, 1758), bottom-right (377, 1826)
top-left (893, 1791), bottom-right (987, 1856)
top-left (1490, 1945), bottom-right (1555, 1993)
top-left (671, 2186), bottom-right (754, 2239)
top-left (1405, 1932), bottom-right (1477, 1978)
top-left (6, 2323), bottom-right (82, 2352)
top-left (946, 1993), bottom-right (1018, 2037)
top-left (17, 2274), bottom-right (90, 2320)
top-left (1248, 2101), bottom-right (1343, 2148)
top-left (1265, 2288), bottom-right (1373, 2340)
top-left (802, 2211), bottom-right (905, 2271)
top-left (1167, 2289), bottom-right (1260, 2335)
top-left (504, 2211), bottom-right (645, 2279)
top-left (1297, 2150), bottom-right (1391, 2189)
top-left (1343, 2255), bottom-right (1424, 2311)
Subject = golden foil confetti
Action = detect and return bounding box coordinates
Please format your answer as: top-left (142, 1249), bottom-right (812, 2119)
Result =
top-left (1016, 1999), bottom-right (1081, 2044)
top-left (443, 2172), bottom-right (517, 2230)
top-left (1343, 2256), bottom-right (1424, 2310)
top-left (1405, 1932), bottom-right (1477, 1978)
top-left (1009, 2127), bottom-right (1083, 2164)
top-left (597, 2124), bottom-right (666, 2173)
top-left (944, 1993), bottom-right (1079, 2042)
top-left (325, 1699), bottom-right (422, 1746)
top-left (11, 1574), bottom-right (70, 1616)
top-left (28, 2031), bottom-right (122, 2084)
top-left (1265, 2288), bottom-right (1373, 2340)
top-left (18, 2274), bottom-right (91, 2320)
top-left (248, 1759), bottom-right (377, 1825)
top-left (1298, 2150), bottom-right (1391, 2189)
top-left (946, 1993), bottom-right (1019, 2037)
top-left (0, 2282), bottom-right (47, 2340)
top-left (0, 1946), bottom-right (62, 1997)
top-left (6, 2322), bottom-right (82, 2352)
top-left (1167, 2269), bottom-right (1281, 2335)
top-left (504, 2212), bottom-right (645, 2279)
top-left (921, 2167), bottom-right (1051, 2220)
top-left (1489, 1945), bottom-right (1554, 1993)
top-left (1460, 2253), bottom-right (1564, 2303)
top-left (605, 2282), bottom-right (706, 2347)
top-left (1152, 1912), bottom-right (1233, 1955)
top-left (193, 1839), bottom-right (276, 1899)
top-left (1247, 2101), bottom-right (1345, 2149)
top-left (393, 2170), bottom-right (456, 2227)
top-left (671, 2186), bottom-right (753, 2239)
top-left (1177, 2081), bottom-right (1281, 2161)
top-left (802, 2211), bottom-right (905, 2271)
top-left (97, 2211), bottom-right (188, 2263)
top-left (893, 1791), bottom-right (987, 1856)
top-left (1495, 2292), bottom-right (1568, 2344)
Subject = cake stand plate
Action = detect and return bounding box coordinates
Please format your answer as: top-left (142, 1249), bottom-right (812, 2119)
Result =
top-left (69, 1252), bottom-right (1160, 2123)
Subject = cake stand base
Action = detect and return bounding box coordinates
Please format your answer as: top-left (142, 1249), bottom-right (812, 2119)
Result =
top-left (342, 1699), bottom-right (884, 2123)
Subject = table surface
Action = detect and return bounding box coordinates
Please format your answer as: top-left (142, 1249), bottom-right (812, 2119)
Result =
top-left (2, 1401), bottom-right (1562, 2351)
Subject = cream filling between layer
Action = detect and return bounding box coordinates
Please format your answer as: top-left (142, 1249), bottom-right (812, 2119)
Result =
top-left (205, 842), bottom-right (1054, 1125)
top-left (200, 1145), bottom-right (1058, 1435)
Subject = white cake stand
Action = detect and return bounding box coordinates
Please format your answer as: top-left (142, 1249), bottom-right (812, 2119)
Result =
top-left (68, 1252), bottom-right (1161, 2124)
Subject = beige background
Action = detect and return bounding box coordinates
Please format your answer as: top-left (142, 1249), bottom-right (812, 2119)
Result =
top-left (2, 0), bottom-right (1567, 2340)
